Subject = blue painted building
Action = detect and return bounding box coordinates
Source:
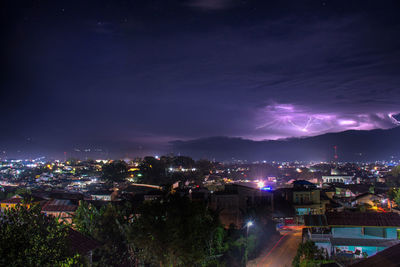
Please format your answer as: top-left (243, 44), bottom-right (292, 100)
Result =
top-left (304, 212), bottom-right (400, 259)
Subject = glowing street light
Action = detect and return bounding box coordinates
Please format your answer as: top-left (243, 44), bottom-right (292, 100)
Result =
top-left (245, 221), bottom-right (254, 266)
top-left (245, 221), bottom-right (254, 237)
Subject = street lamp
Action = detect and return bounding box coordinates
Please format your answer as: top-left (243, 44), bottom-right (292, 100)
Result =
top-left (246, 221), bottom-right (253, 232)
top-left (245, 221), bottom-right (253, 241)
top-left (245, 221), bottom-right (253, 266)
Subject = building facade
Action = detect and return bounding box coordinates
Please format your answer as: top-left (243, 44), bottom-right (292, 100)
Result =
top-left (304, 212), bottom-right (400, 259)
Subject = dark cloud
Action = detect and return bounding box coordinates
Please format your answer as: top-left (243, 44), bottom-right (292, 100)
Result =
top-left (1, 0), bottom-right (400, 158)
top-left (184, 0), bottom-right (239, 10)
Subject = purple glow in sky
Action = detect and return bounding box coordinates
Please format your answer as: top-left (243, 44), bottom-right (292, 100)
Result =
top-left (252, 103), bottom-right (400, 140)
top-left (338, 120), bottom-right (356, 126)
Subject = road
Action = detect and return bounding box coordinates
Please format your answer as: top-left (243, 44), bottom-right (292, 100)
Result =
top-left (248, 227), bottom-right (302, 267)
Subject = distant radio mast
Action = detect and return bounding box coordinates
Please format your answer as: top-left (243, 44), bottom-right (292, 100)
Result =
top-left (333, 146), bottom-right (338, 161)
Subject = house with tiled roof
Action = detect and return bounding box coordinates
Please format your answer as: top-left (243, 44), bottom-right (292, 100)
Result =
top-left (0, 195), bottom-right (24, 210)
top-left (67, 228), bottom-right (100, 265)
top-left (0, 195), bottom-right (43, 211)
top-left (88, 189), bottom-right (115, 201)
top-left (304, 212), bottom-right (400, 259)
top-left (41, 199), bottom-right (78, 223)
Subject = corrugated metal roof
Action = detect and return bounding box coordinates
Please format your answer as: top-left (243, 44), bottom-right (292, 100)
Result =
top-left (304, 215), bottom-right (328, 227)
top-left (41, 199), bottom-right (77, 212)
top-left (326, 212), bottom-right (400, 227)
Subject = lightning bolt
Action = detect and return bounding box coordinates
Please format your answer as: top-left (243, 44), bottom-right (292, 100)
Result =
top-left (389, 113), bottom-right (400, 125)
top-left (288, 116), bottom-right (313, 132)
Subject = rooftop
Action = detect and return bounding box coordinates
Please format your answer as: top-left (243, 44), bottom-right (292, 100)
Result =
top-left (0, 196), bottom-right (23, 204)
top-left (305, 212), bottom-right (400, 227)
top-left (304, 214), bottom-right (329, 227)
top-left (67, 228), bottom-right (100, 255)
top-left (41, 199), bottom-right (77, 212)
top-left (293, 180), bottom-right (316, 186)
top-left (353, 192), bottom-right (381, 201)
top-left (88, 190), bottom-right (113, 195)
top-left (350, 242), bottom-right (400, 267)
top-left (327, 212), bottom-right (400, 227)
top-left (0, 195), bottom-right (44, 204)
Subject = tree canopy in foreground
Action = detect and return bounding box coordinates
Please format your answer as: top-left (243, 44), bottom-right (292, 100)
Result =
top-left (0, 205), bottom-right (81, 267)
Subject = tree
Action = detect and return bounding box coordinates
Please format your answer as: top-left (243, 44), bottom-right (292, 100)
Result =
top-left (139, 156), bottom-right (168, 184)
top-left (223, 234), bottom-right (248, 267)
top-left (73, 201), bottom-right (105, 237)
top-left (101, 160), bottom-right (128, 183)
top-left (90, 203), bottom-right (133, 266)
top-left (393, 188), bottom-right (400, 207)
top-left (390, 165), bottom-right (400, 178)
top-left (72, 201), bottom-right (139, 266)
top-left (195, 159), bottom-right (214, 175)
top-left (0, 189), bottom-right (5, 200)
top-left (172, 156), bottom-right (195, 169)
top-left (128, 195), bottom-right (224, 266)
top-left (292, 241), bottom-right (324, 267)
top-left (0, 204), bottom-right (80, 266)
top-left (6, 187), bottom-right (32, 199)
top-left (369, 186), bottom-right (375, 194)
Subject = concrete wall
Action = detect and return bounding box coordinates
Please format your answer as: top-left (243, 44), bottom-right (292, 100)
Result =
top-left (386, 228), bottom-right (398, 239)
top-left (332, 227), bottom-right (398, 239)
top-left (332, 227), bottom-right (363, 238)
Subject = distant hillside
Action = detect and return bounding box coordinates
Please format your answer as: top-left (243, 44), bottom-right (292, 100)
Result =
top-left (170, 126), bottom-right (400, 162)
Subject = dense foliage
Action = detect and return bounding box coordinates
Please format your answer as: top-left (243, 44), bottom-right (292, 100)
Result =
top-left (128, 195), bottom-right (225, 266)
top-left (0, 205), bottom-right (80, 267)
top-left (72, 196), bottom-right (225, 266)
top-left (71, 194), bottom-right (279, 267)
top-left (101, 160), bottom-right (129, 183)
top-left (292, 241), bottom-right (325, 267)
top-left (393, 188), bottom-right (400, 207)
top-left (138, 156), bottom-right (209, 185)
top-left (390, 165), bottom-right (400, 178)
top-left (72, 201), bottom-right (105, 237)
top-left (73, 202), bottom-right (132, 266)
top-left (99, 156), bottom-right (214, 186)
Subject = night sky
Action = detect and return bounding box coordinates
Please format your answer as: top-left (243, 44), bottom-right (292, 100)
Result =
top-left (2, 0), bottom-right (400, 159)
